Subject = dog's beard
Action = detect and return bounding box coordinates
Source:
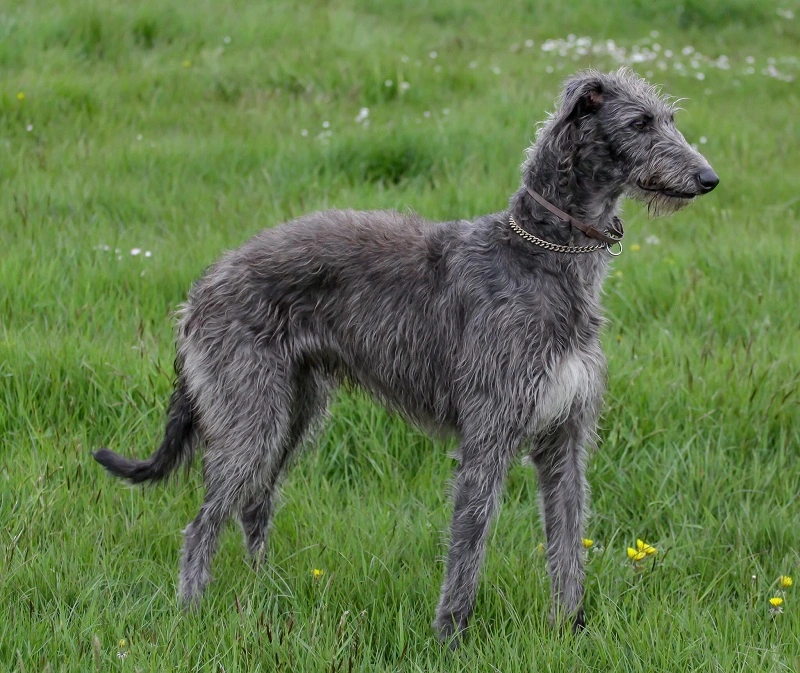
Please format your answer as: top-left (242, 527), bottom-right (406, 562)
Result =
top-left (627, 185), bottom-right (696, 217)
top-left (643, 191), bottom-right (694, 217)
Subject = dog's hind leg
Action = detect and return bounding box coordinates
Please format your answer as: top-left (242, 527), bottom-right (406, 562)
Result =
top-left (178, 352), bottom-right (294, 607)
top-left (433, 426), bottom-right (518, 646)
top-left (239, 368), bottom-right (330, 560)
top-left (531, 410), bottom-right (594, 632)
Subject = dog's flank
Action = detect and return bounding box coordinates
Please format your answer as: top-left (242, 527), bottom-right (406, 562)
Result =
top-left (93, 68), bottom-right (718, 644)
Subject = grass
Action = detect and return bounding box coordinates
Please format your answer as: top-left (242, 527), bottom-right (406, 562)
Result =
top-left (1, 0), bottom-right (799, 670)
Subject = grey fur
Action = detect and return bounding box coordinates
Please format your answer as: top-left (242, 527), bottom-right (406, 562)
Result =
top-left (93, 68), bottom-right (718, 644)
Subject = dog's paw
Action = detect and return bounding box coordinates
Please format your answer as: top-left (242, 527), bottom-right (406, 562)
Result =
top-left (549, 603), bottom-right (586, 635)
top-left (179, 593), bottom-right (202, 614)
top-left (433, 611), bottom-right (469, 650)
top-left (572, 606), bottom-right (585, 633)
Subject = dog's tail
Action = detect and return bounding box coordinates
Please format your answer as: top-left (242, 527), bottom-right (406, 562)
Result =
top-left (93, 376), bottom-right (197, 484)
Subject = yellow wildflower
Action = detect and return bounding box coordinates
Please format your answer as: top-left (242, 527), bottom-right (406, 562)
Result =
top-left (769, 597), bottom-right (783, 608)
top-left (182, 59), bottom-right (191, 68)
top-left (636, 539), bottom-right (657, 555)
top-left (118, 639), bottom-right (127, 648)
top-left (537, 542), bottom-right (546, 554)
top-left (779, 575), bottom-right (793, 589)
top-left (312, 568), bottom-right (324, 581)
top-left (627, 547), bottom-right (647, 562)
top-left (582, 538), bottom-right (593, 548)
top-left (630, 243), bottom-right (641, 252)
top-left (17, 92), bottom-right (25, 101)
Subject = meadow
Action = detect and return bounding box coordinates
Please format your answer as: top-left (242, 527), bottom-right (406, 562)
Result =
top-left (1, 0), bottom-right (799, 670)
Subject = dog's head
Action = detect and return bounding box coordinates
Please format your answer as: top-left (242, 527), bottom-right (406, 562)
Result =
top-left (547, 68), bottom-right (719, 215)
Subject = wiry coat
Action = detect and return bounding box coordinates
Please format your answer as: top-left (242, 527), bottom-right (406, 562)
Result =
top-left (94, 68), bottom-right (718, 644)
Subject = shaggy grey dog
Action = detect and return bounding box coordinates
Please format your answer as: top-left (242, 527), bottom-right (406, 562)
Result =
top-left (94, 68), bottom-right (718, 643)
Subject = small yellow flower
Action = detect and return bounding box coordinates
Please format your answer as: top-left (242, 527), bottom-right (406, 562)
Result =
top-left (636, 539), bottom-right (657, 556)
top-left (582, 538), bottom-right (593, 548)
top-left (537, 542), bottom-right (546, 554)
top-left (630, 243), bottom-right (641, 252)
top-left (769, 597), bottom-right (784, 608)
top-left (17, 92), bottom-right (25, 101)
top-left (614, 270), bottom-right (623, 278)
top-left (627, 547), bottom-right (647, 562)
top-left (779, 575), bottom-right (793, 589)
top-left (182, 59), bottom-right (191, 68)
top-left (312, 568), bottom-right (324, 581)
top-left (117, 638), bottom-right (129, 660)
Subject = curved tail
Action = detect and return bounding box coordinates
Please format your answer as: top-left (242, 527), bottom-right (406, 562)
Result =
top-left (93, 377), bottom-right (197, 484)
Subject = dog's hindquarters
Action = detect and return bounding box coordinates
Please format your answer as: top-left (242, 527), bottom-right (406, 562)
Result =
top-left (238, 363), bottom-right (331, 558)
top-left (176, 297), bottom-right (335, 604)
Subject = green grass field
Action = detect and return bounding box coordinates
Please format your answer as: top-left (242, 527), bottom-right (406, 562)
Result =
top-left (2, 0), bottom-right (799, 670)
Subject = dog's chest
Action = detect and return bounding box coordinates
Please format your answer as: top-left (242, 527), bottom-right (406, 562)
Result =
top-left (528, 350), bottom-right (601, 432)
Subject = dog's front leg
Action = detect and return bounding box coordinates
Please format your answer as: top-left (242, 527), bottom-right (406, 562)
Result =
top-left (532, 412), bottom-right (594, 632)
top-left (433, 430), bottom-right (517, 647)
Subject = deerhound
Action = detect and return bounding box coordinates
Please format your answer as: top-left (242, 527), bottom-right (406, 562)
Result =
top-left (94, 68), bottom-right (718, 643)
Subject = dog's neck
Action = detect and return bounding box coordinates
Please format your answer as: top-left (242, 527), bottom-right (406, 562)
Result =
top-left (510, 140), bottom-right (624, 246)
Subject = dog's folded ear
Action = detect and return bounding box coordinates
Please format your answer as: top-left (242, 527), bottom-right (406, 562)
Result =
top-left (561, 73), bottom-right (605, 123)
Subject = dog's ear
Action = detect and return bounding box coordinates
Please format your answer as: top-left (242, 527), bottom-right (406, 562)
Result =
top-left (561, 74), bottom-right (605, 123)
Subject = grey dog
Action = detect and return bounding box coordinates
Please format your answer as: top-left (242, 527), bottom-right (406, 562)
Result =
top-left (94, 68), bottom-right (718, 643)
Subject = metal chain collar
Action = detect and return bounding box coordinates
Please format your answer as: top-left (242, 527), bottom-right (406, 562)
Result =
top-left (508, 215), bottom-right (623, 256)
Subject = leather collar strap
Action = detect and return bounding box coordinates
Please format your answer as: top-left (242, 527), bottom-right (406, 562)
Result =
top-left (525, 186), bottom-right (623, 246)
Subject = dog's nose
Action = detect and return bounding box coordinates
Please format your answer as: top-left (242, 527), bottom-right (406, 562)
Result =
top-left (696, 168), bottom-right (719, 193)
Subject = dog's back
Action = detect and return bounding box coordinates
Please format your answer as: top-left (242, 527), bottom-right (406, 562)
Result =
top-left (180, 209), bottom-right (477, 431)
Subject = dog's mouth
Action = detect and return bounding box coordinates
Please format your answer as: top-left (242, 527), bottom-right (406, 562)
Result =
top-left (636, 180), bottom-right (698, 200)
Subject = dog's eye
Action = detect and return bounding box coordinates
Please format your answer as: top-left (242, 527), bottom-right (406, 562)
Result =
top-left (632, 116), bottom-right (652, 131)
